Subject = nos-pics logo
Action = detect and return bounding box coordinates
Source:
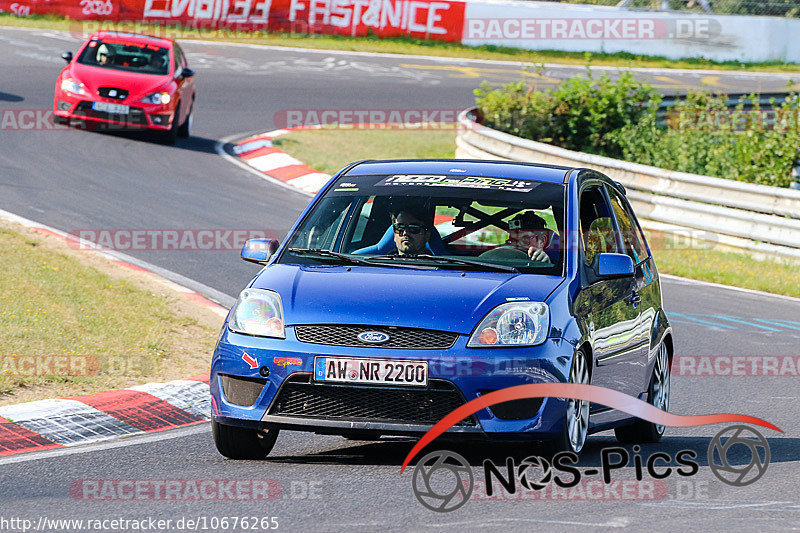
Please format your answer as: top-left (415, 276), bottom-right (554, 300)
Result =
top-left (412, 424), bottom-right (771, 513)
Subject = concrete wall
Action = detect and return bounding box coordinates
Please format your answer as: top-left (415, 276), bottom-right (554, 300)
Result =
top-left (462, 0), bottom-right (800, 63)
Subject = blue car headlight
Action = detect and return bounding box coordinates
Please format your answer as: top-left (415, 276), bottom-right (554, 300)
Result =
top-left (228, 288), bottom-right (285, 338)
top-left (468, 302), bottom-right (550, 347)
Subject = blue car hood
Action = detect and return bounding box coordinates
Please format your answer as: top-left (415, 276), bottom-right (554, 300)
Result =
top-left (251, 264), bottom-right (564, 334)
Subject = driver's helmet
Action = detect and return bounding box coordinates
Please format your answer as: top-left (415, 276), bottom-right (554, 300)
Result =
top-left (96, 44), bottom-right (115, 63)
top-left (507, 211), bottom-right (552, 249)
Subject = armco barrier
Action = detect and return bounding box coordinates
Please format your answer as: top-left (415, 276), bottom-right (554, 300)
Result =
top-left (455, 108), bottom-right (800, 261)
top-left (4, 0), bottom-right (800, 63)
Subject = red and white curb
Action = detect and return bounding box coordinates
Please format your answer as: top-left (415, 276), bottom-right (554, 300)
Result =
top-left (0, 375), bottom-right (210, 457)
top-left (0, 208), bottom-right (232, 457)
top-left (230, 127), bottom-right (332, 196)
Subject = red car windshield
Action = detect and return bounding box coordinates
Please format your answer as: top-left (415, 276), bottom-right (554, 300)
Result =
top-left (77, 39), bottom-right (170, 75)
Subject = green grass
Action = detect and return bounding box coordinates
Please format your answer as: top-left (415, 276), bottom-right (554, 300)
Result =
top-left (273, 128), bottom-right (457, 175)
top-left (276, 128), bottom-right (800, 298)
top-left (0, 223), bottom-right (217, 404)
top-left (3, 13), bottom-right (800, 72)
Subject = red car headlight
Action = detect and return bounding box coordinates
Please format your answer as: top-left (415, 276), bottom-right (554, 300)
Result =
top-left (141, 92), bottom-right (171, 105)
top-left (60, 78), bottom-right (88, 96)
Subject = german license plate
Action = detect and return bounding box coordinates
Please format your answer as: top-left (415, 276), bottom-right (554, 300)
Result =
top-left (92, 102), bottom-right (129, 114)
top-left (314, 356), bottom-right (428, 386)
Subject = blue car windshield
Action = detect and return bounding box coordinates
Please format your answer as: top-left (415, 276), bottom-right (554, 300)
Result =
top-left (280, 174), bottom-right (566, 275)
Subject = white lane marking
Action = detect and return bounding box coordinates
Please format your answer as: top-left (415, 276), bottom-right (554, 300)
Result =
top-left (0, 207), bottom-right (236, 309)
top-left (0, 399), bottom-right (142, 446)
top-left (0, 424), bottom-right (208, 465)
top-left (248, 152), bottom-right (303, 172)
top-left (34, 30), bottom-right (77, 41)
top-left (426, 517), bottom-right (632, 528)
top-left (233, 139), bottom-right (272, 154)
top-left (641, 500), bottom-right (795, 511)
top-left (264, 128), bottom-right (290, 137)
top-left (2, 25), bottom-right (796, 77)
top-left (214, 132), bottom-right (314, 198)
top-left (287, 173), bottom-right (332, 193)
top-left (661, 274), bottom-right (800, 305)
top-left (14, 50), bottom-right (63, 63)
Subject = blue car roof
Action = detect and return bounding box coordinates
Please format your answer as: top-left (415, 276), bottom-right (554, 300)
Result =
top-left (343, 160), bottom-right (573, 184)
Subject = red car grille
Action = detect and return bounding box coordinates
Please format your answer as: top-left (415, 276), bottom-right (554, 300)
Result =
top-left (74, 102), bottom-right (147, 125)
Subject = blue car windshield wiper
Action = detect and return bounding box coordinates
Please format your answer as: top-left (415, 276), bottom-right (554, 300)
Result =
top-left (286, 248), bottom-right (420, 269)
top-left (365, 254), bottom-right (520, 273)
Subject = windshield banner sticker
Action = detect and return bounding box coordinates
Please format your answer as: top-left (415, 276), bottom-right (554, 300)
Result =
top-left (378, 175), bottom-right (537, 192)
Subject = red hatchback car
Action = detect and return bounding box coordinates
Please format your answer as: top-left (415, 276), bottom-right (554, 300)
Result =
top-left (54, 31), bottom-right (196, 144)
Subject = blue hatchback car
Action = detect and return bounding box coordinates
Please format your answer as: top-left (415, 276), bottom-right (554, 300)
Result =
top-left (211, 160), bottom-right (673, 459)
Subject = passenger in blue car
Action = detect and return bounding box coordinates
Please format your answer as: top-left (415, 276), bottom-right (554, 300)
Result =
top-left (390, 204), bottom-right (433, 256)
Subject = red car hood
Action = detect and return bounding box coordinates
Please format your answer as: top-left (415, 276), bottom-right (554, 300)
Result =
top-left (69, 63), bottom-right (170, 100)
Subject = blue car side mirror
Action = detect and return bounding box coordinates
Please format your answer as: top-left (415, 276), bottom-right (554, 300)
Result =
top-left (594, 253), bottom-right (635, 280)
top-left (241, 239), bottom-right (279, 265)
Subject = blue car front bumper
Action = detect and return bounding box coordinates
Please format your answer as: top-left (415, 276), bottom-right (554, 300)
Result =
top-left (211, 326), bottom-right (577, 440)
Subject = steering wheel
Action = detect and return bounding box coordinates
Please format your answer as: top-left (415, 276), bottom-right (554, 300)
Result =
top-left (479, 246), bottom-right (531, 261)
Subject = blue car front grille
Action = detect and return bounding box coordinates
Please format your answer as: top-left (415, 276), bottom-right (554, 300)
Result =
top-left (293, 324), bottom-right (458, 349)
top-left (268, 375), bottom-right (476, 426)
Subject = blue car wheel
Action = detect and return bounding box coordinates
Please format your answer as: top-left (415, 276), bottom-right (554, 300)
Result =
top-left (212, 419), bottom-right (279, 460)
top-left (615, 342), bottom-right (671, 443)
top-left (551, 349), bottom-right (590, 454)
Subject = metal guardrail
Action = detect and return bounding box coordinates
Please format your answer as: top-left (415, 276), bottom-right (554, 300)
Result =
top-left (655, 92), bottom-right (798, 127)
top-left (658, 92), bottom-right (794, 108)
top-left (456, 108), bottom-right (800, 260)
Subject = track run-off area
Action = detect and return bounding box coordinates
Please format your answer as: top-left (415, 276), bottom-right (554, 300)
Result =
top-left (1, 26), bottom-right (799, 532)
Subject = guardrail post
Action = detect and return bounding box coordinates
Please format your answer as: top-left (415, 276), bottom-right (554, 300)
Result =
top-left (791, 159), bottom-right (800, 190)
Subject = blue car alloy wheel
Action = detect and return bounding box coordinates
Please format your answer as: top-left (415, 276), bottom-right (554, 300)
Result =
top-left (210, 159), bottom-right (673, 459)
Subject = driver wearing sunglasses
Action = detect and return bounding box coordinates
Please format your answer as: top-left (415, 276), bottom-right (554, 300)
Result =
top-left (390, 207), bottom-right (432, 256)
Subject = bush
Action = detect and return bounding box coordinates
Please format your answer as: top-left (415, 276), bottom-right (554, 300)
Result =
top-left (475, 74), bottom-right (800, 187)
top-left (611, 92), bottom-right (800, 186)
top-left (475, 71), bottom-right (658, 158)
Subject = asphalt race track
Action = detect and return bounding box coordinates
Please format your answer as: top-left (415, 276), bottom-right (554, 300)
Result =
top-left (1, 26), bottom-right (799, 532)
